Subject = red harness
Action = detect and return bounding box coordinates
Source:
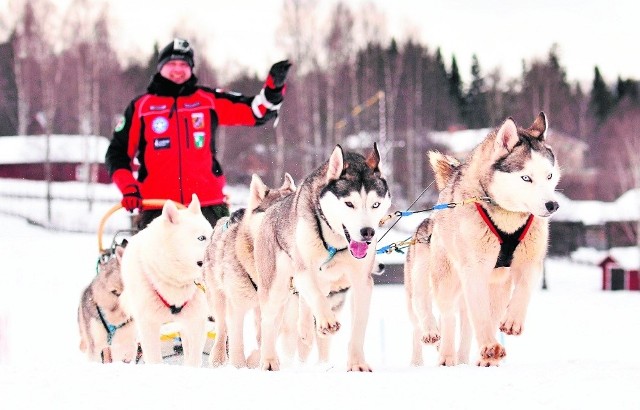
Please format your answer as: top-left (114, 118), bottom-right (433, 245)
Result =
top-left (475, 203), bottom-right (534, 268)
top-left (153, 288), bottom-right (190, 315)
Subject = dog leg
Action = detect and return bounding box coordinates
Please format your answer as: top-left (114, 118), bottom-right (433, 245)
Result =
top-left (500, 263), bottom-right (540, 336)
top-left (457, 300), bottom-right (471, 365)
top-left (181, 319), bottom-right (207, 367)
top-left (295, 273), bottom-right (340, 336)
top-left (437, 307), bottom-right (457, 366)
top-left (137, 321), bottom-right (163, 364)
top-left (461, 271), bottom-right (506, 365)
top-left (346, 273), bottom-right (373, 372)
top-left (227, 303), bottom-right (248, 368)
top-left (208, 288), bottom-right (228, 367)
top-left (180, 298), bottom-right (208, 367)
top-left (296, 296), bottom-right (314, 362)
top-left (410, 246), bottom-right (440, 347)
top-left (258, 271), bottom-right (290, 371)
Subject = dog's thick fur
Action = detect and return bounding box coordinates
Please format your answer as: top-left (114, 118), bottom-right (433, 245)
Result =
top-left (255, 144), bottom-right (391, 371)
top-left (204, 173), bottom-right (296, 368)
top-left (77, 241), bottom-right (137, 363)
top-left (407, 112), bottom-right (560, 366)
top-left (119, 194), bottom-right (213, 366)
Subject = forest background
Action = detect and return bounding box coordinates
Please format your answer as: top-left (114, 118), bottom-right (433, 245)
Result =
top-left (0, 0), bottom-right (638, 204)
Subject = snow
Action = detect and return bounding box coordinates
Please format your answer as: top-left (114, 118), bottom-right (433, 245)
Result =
top-left (1, 198), bottom-right (640, 409)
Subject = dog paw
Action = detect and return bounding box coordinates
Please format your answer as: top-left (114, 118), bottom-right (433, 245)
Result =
top-left (316, 317), bottom-right (341, 335)
top-left (347, 361), bottom-right (373, 372)
top-left (229, 355), bottom-right (248, 369)
top-left (476, 358), bottom-right (501, 367)
top-left (421, 329), bottom-right (440, 345)
top-left (261, 357), bottom-right (280, 371)
top-left (246, 349), bottom-right (260, 369)
top-left (480, 343), bottom-right (506, 360)
top-left (438, 354), bottom-right (456, 366)
top-left (500, 317), bottom-right (523, 335)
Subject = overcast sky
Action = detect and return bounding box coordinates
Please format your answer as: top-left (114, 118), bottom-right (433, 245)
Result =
top-left (1, 0), bottom-right (638, 86)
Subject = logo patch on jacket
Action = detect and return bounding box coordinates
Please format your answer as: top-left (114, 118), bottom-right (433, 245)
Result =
top-left (114, 116), bottom-right (125, 132)
top-left (150, 105), bottom-right (167, 111)
top-left (184, 102), bottom-right (201, 109)
top-left (191, 112), bottom-right (204, 129)
top-left (154, 138), bottom-right (171, 150)
top-left (193, 132), bottom-right (205, 148)
top-left (152, 116), bottom-right (169, 134)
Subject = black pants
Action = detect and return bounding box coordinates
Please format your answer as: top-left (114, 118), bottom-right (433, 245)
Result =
top-left (135, 204), bottom-right (230, 231)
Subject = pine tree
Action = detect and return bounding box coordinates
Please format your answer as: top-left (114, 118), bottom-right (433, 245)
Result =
top-left (616, 76), bottom-right (639, 104)
top-left (464, 54), bottom-right (489, 128)
top-left (589, 66), bottom-right (614, 123)
top-left (448, 55), bottom-right (464, 111)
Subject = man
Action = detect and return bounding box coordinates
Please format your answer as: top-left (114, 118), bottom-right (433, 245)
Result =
top-left (105, 38), bottom-right (291, 229)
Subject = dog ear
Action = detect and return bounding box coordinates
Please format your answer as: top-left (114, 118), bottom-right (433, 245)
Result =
top-left (115, 245), bottom-right (125, 262)
top-left (188, 194), bottom-right (202, 214)
top-left (366, 142), bottom-right (381, 172)
top-left (326, 145), bottom-right (344, 182)
top-left (428, 151), bottom-right (459, 191)
top-left (162, 200), bottom-right (180, 224)
top-left (494, 117), bottom-right (519, 155)
top-left (281, 172), bottom-right (296, 192)
top-left (248, 174), bottom-right (268, 211)
top-left (528, 111), bottom-right (548, 140)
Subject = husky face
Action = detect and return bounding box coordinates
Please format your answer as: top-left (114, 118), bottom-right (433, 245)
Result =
top-left (319, 144), bottom-right (392, 259)
top-left (487, 113), bottom-right (560, 217)
top-left (93, 244), bottom-right (126, 308)
top-left (159, 194), bottom-right (213, 282)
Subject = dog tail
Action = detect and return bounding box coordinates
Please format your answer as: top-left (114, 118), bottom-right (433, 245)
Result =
top-left (428, 151), bottom-right (460, 191)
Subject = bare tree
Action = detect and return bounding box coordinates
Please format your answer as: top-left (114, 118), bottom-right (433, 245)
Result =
top-left (277, 0), bottom-right (320, 176)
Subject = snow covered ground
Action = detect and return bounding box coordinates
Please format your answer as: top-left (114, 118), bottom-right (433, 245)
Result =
top-left (0, 210), bottom-right (639, 409)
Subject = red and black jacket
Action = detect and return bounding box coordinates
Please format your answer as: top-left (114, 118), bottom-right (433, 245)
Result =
top-left (105, 73), bottom-right (280, 208)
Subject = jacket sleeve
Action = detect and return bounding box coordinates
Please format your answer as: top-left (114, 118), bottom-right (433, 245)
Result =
top-left (105, 101), bottom-right (139, 191)
top-left (208, 87), bottom-right (278, 127)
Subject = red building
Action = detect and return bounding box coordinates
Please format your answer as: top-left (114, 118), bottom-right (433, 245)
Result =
top-left (599, 254), bottom-right (640, 291)
top-left (0, 135), bottom-right (111, 184)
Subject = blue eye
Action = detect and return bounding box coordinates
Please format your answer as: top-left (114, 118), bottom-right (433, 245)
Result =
top-left (198, 235), bottom-right (206, 241)
top-left (372, 202), bottom-right (380, 209)
top-left (521, 176), bottom-right (532, 183)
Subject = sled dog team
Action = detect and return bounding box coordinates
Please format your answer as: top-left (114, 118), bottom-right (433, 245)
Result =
top-left (78, 112), bottom-right (560, 370)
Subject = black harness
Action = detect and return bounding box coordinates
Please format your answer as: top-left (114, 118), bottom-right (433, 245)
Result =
top-left (475, 203), bottom-right (534, 268)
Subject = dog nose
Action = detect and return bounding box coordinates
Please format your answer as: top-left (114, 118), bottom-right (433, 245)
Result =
top-left (360, 227), bottom-right (375, 242)
top-left (197, 261), bottom-right (203, 267)
top-left (545, 201), bottom-right (559, 213)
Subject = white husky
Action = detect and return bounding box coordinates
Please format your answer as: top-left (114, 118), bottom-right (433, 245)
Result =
top-left (119, 194), bottom-right (213, 366)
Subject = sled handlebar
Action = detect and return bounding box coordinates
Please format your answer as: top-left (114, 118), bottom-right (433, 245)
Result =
top-left (97, 199), bottom-right (186, 253)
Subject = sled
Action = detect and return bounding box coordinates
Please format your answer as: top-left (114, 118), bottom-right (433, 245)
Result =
top-left (97, 199), bottom-right (216, 363)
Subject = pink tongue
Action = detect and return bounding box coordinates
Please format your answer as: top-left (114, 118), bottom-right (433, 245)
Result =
top-left (349, 240), bottom-right (369, 259)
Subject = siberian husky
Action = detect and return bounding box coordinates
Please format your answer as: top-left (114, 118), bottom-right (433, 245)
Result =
top-left (204, 173), bottom-right (296, 368)
top-left (119, 194), bottom-right (213, 366)
top-left (77, 240), bottom-right (137, 363)
top-left (408, 112), bottom-right (560, 366)
top-left (255, 143), bottom-right (391, 371)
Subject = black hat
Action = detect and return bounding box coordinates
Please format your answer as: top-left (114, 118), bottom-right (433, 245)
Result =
top-left (157, 38), bottom-right (195, 71)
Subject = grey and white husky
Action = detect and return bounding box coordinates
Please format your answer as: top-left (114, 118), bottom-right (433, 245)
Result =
top-left (255, 143), bottom-right (391, 371)
top-left (203, 173), bottom-right (296, 368)
top-left (406, 112), bottom-right (560, 367)
top-left (78, 240), bottom-right (137, 363)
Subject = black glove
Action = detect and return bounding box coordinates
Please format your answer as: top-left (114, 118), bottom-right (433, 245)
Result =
top-left (268, 60), bottom-right (292, 88)
top-left (121, 184), bottom-right (142, 212)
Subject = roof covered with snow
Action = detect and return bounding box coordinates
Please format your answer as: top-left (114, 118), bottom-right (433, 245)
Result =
top-left (0, 135), bottom-right (110, 164)
top-left (554, 190), bottom-right (640, 224)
